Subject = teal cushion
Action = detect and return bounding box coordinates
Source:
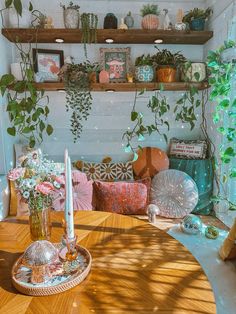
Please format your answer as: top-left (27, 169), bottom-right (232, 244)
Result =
top-left (169, 158), bottom-right (214, 215)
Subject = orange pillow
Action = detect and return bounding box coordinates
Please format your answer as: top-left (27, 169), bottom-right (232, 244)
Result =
top-left (133, 147), bottom-right (169, 179)
top-left (93, 178), bottom-right (151, 215)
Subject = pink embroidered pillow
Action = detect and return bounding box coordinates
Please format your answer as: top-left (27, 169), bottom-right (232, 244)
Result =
top-left (52, 170), bottom-right (93, 211)
top-left (93, 178), bottom-right (151, 215)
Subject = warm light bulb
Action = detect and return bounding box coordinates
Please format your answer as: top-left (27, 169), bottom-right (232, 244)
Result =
top-left (55, 38), bottom-right (64, 43)
top-left (105, 38), bottom-right (114, 43)
top-left (154, 39), bottom-right (163, 44)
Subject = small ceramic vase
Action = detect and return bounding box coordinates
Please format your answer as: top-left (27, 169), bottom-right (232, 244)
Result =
top-left (124, 12), bottom-right (134, 28)
top-left (156, 66), bottom-right (176, 83)
top-left (181, 62), bottom-right (206, 82)
top-left (104, 13), bottom-right (118, 29)
top-left (63, 8), bottom-right (80, 29)
top-left (141, 14), bottom-right (159, 30)
top-left (163, 9), bottom-right (171, 30)
top-left (190, 18), bottom-right (205, 31)
top-left (99, 70), bottom-right (110, 83)
top-left (119, 18), bottom-right (128, 30)
top-left (174, 22), bottom-right (187, 31)
top-left (135, 65), bottom-right (154, 82)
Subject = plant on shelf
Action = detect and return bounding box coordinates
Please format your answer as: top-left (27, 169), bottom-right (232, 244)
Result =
top-left (152, 48), bottom-right (186, 83)
top-left (122, 88), bottom-right (170, 160)
top-left (61, 1), bottom-right (80, 29)
top-left (183, 7), bottom-right (213, 31)
top-left (81, 13), bottom-right (98, 58)
top-left (207, 40), bottom-right (236, 210)
top-left (61, 62), bottom-right (93, 142)
top-left (0, 2), bottom-right (53, 148)
top-left (135, 54), bottom-right (154, 82)
top-left (140, 4), bottom-right (160, 30)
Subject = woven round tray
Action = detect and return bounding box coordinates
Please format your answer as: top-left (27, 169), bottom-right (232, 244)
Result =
top-left (12, 244), bottom-right (92, 296)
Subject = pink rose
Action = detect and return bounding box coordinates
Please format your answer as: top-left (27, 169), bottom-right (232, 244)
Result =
top-left (35, 182), bottom-right (54, 195)
top-left (7, 168), bottom-right (24, 181)
top-left (54, 175), bottom-right (65, 185)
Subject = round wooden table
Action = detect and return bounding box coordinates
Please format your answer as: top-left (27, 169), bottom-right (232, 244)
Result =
top-left (0, 211), bottom-right (216, 313)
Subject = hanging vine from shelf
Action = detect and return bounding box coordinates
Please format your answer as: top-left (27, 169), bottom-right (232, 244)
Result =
top-left (81, 13), bottom-right (98, 58)
top-left (62, 63), bottom-right (93, 142)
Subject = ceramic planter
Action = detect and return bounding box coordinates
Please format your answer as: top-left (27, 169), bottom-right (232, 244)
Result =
top-left (64, 8), bottom-right (80, 29)
top-left (104, 13), bottom-right (118, 29)
top-left (124, 12), bottom-right (134, 28)
top-left (190, 18), bottom-right (205, 31)
top-left (8, 8), bottom-right (31, 28)
top-left (156, 66), bottom-right (177, 83)
top-left (181, 62), bottom-right (207, 82)
top-left (135, 65), bottom-right (154, 82)
top-left (141, 14), bottom-right (159, 30)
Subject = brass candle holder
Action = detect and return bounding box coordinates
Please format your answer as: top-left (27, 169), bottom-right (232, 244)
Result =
top-left (60, 219), bottom-right (78, 262)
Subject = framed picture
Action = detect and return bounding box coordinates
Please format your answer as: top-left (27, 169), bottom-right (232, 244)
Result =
top-left (32, 49), bottom-right (64, 82)
top-left (100, 47), bottom-right (131, 83)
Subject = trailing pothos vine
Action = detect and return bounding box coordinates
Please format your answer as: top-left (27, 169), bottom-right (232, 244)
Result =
top-left (62, 62), bottom-right (93, 142)
top-left (207, 40), bottom-right (236, 210)
top-left (0, 0), bottom-right (53, 148)
top-left (122, 88), bottom-right (170, 161)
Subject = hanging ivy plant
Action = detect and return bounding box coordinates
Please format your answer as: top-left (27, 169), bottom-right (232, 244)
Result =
top-left (122, 88), bottom-right (170, 160)
top-left (207, 40), bottom-right (236, 210)
top-left (81, 13), bottom-right (98, 58)
top-left (62, 62), bottom-right (93, 142)
top-left (0, 1), bottom-right (53, 148)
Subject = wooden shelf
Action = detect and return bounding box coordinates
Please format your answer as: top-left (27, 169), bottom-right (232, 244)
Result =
top-left (33, 82), bottom-right (209, 92)
top-left (2, 28), bottom-right (213, 45)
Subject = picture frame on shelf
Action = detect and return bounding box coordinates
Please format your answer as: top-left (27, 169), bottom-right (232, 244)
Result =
top-left (100, 47), bottom-right (131, 83)
top-left (32, 49), bottom-right (64, 82)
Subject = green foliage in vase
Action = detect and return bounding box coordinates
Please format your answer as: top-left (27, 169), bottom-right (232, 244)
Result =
top-left (140, 4), bottom-right (160, 17)
top-left (152, 47), bottom-right (187, 67)
top-left (81, 13), bottom-right (98, 58)
top-left (122, 88), bottom-right (170, 160)
top-left (0, 2), bottom-right (53, 148)
top-left (63, 62), bottom-right (93, 142)
top-left (183, 7), bottom-right (213, 24)
top-left (207, 40), bottom-right (236, 209)
top-left (60, 1), bottom-right (80, 11)
top-left (135, 54), bottom-right (153, 67)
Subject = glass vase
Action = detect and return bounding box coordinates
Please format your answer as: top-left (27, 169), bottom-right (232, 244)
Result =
top-left (29, 207), bottom-right (51, 241)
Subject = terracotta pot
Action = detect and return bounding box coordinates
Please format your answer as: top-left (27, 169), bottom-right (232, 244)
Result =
top-left (141, 14), bottom-right (159, 30)
top-left (156, 67), bottom-right (177, 83)
top-left (89, 72), bottom-right (97, 83)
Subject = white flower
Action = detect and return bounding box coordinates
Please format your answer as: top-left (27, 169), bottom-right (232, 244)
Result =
top-left (23, 191), bottom-right (30, 199)
top-left (53, 181), bottom-right (61, 189)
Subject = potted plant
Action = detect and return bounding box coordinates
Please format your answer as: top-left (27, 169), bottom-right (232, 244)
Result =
top-left (180, 61), bottom-right (207, 82)
top-left (183, 7), bottom-right (212, 31)
top-left (84, 61), bottom-right (101, 83)
top-left (152, 48), bottom-right (186, 83)
top-left (61, 1), bottom-right (80, 29)
top-left (140, 4), bottom-right (160, 30)
top-left (60, 62), bottom-right (93, 142)
top-left (135, 54), bottom-right (154, 82)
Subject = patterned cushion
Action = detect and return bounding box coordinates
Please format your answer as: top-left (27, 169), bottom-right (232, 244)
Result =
top-left (93, 178), bottom-right (151, 215)
top-left (74, 160), bottom-right (134, 181)
top-left (133, 147), bottom-right (169, 179)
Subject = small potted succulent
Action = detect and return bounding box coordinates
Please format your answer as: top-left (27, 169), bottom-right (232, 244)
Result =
top-left (183, 7), bottom-right (212, 31)
top-left (61, 1), bottom-right (80, 29)
top-left (140, 4), bottom-right (160, 30)
top-left (152, 48), bottom-right (186, 83)
top-left (135, 54), bottom-right (154, 82)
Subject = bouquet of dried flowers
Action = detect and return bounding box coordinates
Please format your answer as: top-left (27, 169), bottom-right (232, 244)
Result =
top-left (7, 153), bottom-right (64, 212)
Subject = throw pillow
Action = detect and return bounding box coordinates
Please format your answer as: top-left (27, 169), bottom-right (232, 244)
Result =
top-left (133, 147), bottom-right (169, 179)
top-left (74, 160), bottom-right (134, 181)
top-left (93, 178), bottom-right (151, 215)
top-left (150, 169), bottom-right (199, 218)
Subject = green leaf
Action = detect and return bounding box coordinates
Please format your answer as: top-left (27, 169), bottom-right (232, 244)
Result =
top-left (131, 111), bottom-right (138, 121)
top-left (159, 83), bottom-right (164, 91)
top-left (213, 112), bottom-right (220, 124)
top-left (0, 74), bottom-right (15, 86)
top-left (13, 0), bottom-right (22, 16)
top-left (224, 147), bottom-right (235, 157)
top-left (164, 121), bottom-right (170, 130)
top-left (230, 169), bottom-right (236, 178)
top-left (5, 0), bottom-right (13, 8)
top-left (29, 1), bottom-right (33, 11)
top-left (39, 121), bottom-right (45, 132)
top-left (22, 127), bottom-right (32, 134)
top-left (232, 99), bottom-right (236, 108)
top-left (219, 99), bottom-right (230, 108)
top-left (7, 127), bottom-right (16, 136)
top-left (132, 153), bottom-right (139, 162)
top-left (138, 89), bottom-right (145, 96)
top-left (163, 134), bottom-right (168, 143)
top-left (46, 124), bottom-right (53, 136)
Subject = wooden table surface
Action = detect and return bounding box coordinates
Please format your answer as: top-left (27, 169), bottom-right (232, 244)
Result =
top-left (0, 211), bottom-right (216, 314)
